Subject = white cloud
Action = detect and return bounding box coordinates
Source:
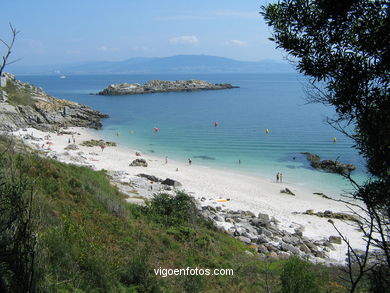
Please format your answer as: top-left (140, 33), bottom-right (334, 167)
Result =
top-left (169, 35), bottom-right (199, 45)
top-left (226, 40), bottom-right (248, 47)
top-left (97, 46), bottom-right (119, 52)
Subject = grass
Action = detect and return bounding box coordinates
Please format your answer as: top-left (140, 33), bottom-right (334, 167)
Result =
top-left (2, 80), bottom-right (36, 107)
top-left (0, 136), bottom-right (358, 292)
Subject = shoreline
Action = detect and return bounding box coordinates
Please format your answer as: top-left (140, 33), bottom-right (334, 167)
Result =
top-left (12, 126), bottom-right (366, 264)
top-left (98, 127), bottom-right (364, 198)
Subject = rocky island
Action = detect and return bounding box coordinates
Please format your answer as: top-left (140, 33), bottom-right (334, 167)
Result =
top-left (97, 79), bottom-right (239, 96)
top-left (0, 73), bottom-right (108, 131)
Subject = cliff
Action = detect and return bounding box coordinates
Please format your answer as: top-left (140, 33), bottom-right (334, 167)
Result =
top-left (97, 79), bottom-right (238, 96)
top-left (0, 73), bottom-right (108, 131)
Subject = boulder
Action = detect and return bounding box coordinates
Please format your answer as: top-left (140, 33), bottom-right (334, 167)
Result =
top-left (161, 178), bottom-right (182, 187)
top-left (315, 251), bottom-right (326, 258)
top-left (238, 236), bottom-right (252, 244)
top-left (259, 228), bottom-right (273, 238)
top-left (304, 241), bottom-right (319, 252)
top-left (256, 235), bottom-right (269, 244)
top-left (129, 158), bottom-right (148, 167)
top-left (280, 243), bottom-right (300, 255)
top-left (136, 173), bottom-right (162, 182)
top-left (278, 251), bottom-right (291, 260)
top-left (294, 226), bottom-right (304, 237)
top-left (268, 251), bottom-right (278, 260)
top-left (64, 144), bottom-right (79, 150)
top-left (258, 213), bottom-right (270, 221)
top-left (329, 236), bottom-right (342, 245)
top-left (257, 244), bottom-right (268, 254)
top-left (323, 242), bottom-right (336, 251)
top-left (299, 244), bottom-right (311, 254)
top-left (213, 215), bottom-right (225, 222)
top-left (225, 217), bottom-right (234, 224)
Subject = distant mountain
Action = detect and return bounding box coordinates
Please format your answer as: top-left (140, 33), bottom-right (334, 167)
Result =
top-left (9, 55), bottom-right (294, 75)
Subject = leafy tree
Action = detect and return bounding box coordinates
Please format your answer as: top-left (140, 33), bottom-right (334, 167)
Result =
top-left (262, 0), bottom-right (389, 291)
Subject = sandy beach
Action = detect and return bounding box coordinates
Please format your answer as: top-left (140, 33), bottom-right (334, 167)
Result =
top-left (13, 126), bottom-right (366, 264)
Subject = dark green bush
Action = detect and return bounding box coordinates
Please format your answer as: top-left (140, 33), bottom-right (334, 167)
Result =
top-left (280, 257), bottom-right (321, 293)
top-left (0, 141), bottom-right (36, 293)
top-left (148, 192), bottom-right (199, 227)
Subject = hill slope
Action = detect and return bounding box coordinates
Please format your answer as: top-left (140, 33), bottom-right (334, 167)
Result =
top-left (10, 55), bottom-right (294, 75)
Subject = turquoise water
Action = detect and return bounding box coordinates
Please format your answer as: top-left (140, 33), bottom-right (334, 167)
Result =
top-left (18, 73), bottom-right (367, 196)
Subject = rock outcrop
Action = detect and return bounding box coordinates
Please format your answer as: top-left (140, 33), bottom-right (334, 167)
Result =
top-left (200, 206), bottom-right (342, 262)
top-left (302, 152), bottom-right (356, 174)
top-left (97, 79), bottom-right (239, 96)
top-left (161, 178), bottom-right (182, 187)
top-left (0, 73), bottom-right (108, 132)
top-left (129, 158), bottom-right (148, 167)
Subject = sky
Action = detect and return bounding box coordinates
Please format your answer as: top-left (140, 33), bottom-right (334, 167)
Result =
top-left (0, 0), bottom-right (283, 66)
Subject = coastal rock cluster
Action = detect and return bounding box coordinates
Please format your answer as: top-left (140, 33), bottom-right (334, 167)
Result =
top-left (0, 73), bottom-right (108, 132)
top-left (200, 204), bottom-right (342, 262)
top-left (107, 170), bottom-right (344, 263)
top-left (302, 152), bottom-right (356, 174)
top-left (97, 79), bottom-right (238, 96)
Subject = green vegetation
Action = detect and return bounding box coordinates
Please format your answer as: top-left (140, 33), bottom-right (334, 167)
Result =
top-left (0, 136), bottom-right (355, 292)
top-left (3, 81), bottom-right (36, 107)
top-left (80, 139), bottom-right (117, 147)
top-left (280, 257), bottom-right (320, 293)
top-left (262, 1), bottom-right (389, 290)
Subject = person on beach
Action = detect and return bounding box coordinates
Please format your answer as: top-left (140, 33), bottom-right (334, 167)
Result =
top-left (188, 158), bottom-right (192, 165)
top-left (68, 138), bottom-right (71, 144)
top-left (165, 156), bottom-right (168, 164)
top-left (176, 168), bottom-right (179, 172)
top-left (73, 137), bottom-right (76, 144)
top-left (100, 144), bottom-right (105, 152)
top-left (276, 172), bottom-right (280, 183)
top-left (280, 173), bottom-right (283, 183)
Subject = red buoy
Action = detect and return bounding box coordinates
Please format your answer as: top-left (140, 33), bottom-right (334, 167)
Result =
top-left (154, 127), bottom-right (159, 133)
top-left (214, 122), bottom-right (218, 127)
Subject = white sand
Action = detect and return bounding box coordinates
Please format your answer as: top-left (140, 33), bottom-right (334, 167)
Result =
top-left (13, 127), bottom-right (367, 263)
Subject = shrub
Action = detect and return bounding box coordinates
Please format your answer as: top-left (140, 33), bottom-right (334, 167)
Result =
top-left (148, 192), bottom-right (199, 227)
top-left (280, 257), bottom-right (321, 293)
top-left (0, 140), bottom-right (36, 292)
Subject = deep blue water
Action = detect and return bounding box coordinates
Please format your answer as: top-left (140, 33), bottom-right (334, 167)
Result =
top-left (18, 73), bottom-right (367, 196)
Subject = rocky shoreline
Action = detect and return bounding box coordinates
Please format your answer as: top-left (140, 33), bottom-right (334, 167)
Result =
top-left (0, 73), bottom-right (108, 132)
top-left (107, 170), bottom-right (346, 264)
top-left (97, 79), bottom-right (239, 96)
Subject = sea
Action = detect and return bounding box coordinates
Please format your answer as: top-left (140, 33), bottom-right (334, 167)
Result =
top-left (17, 73), bottom-right (368, 197)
